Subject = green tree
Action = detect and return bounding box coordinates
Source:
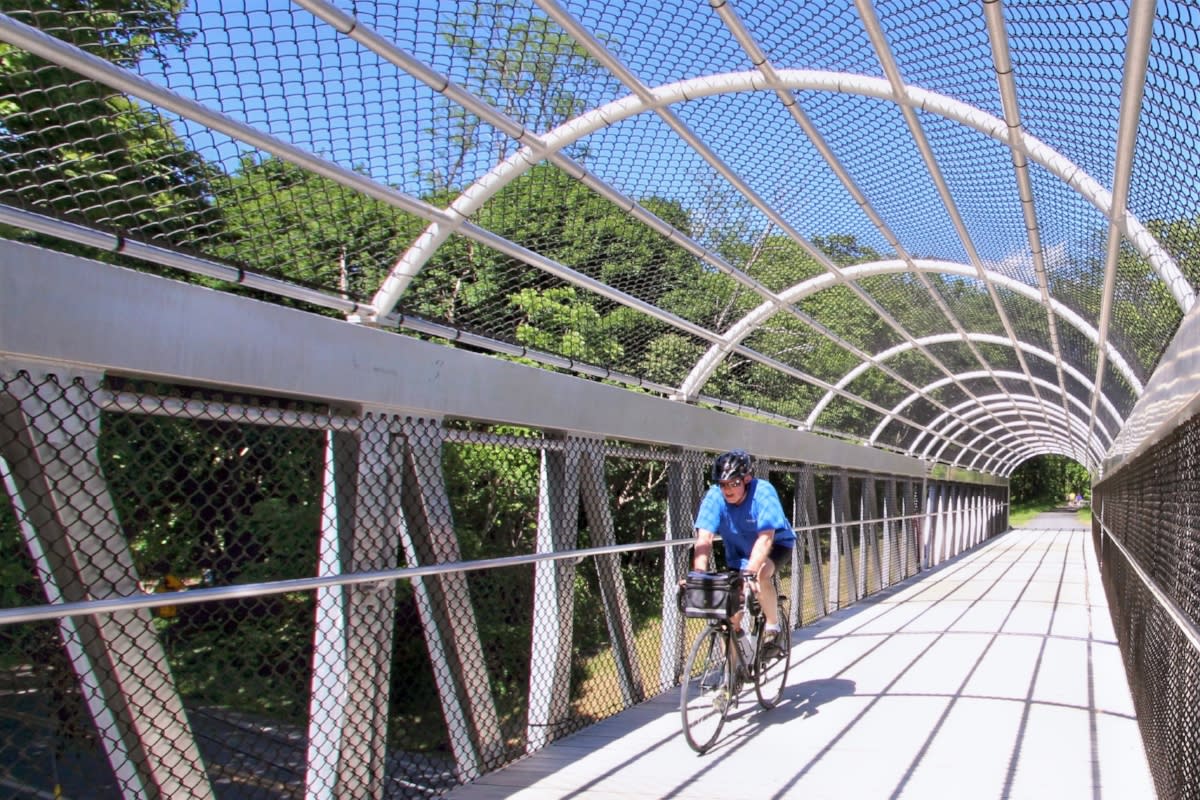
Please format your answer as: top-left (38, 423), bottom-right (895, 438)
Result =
top-left (1009, 454), bottom-right (1090, 504)
top-left (0, 1), bottom-right (221, 248)
top-left (659, 230), bottom-right (893, 427)
top-left (401, 164), bottom-right (701, 373)
top-left (437, 3), bottom-right (602, 178)
top-left (213, 155), bottom-right (418, 301)
top-left (510, 286), bottom-right (625, 362)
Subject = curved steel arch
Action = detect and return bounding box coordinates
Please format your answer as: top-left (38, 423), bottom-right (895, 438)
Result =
top-left (910, 378), bottom-right (1111, 467)
top-left (919, 395), bottom-right (1108, 473)
top-left (369, 70), bottom-right (1192, 318)
top-left (949, 418), bottom-right (1081, 477)
top-left (921, 391), bottom-right (1109, 470)
top-left (954, 417), bottom-right (1089, 471)
top-left (934, 402), bottom-right (1102, 472)
top-left (862, 332), bottom-right (1120, 444)
top-left (972, 421), bottom-right (1098, 477)
top-left (679, 258), bottom-right (1143, 403)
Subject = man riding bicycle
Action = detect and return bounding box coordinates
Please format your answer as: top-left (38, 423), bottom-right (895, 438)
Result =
top-left (691, 450), bottom-right (796, 656)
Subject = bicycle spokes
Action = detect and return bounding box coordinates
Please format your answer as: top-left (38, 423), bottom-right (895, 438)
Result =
top-left (754, 623), bottom-right (791, 709)
top-left (681, 626), bottom-right (733, 753)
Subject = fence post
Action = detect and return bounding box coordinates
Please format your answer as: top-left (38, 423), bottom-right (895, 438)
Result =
top-left (882, 479), bottom-right (898, 587)
top-left (861, 478), bottom-right (880, 595)
top-left (323, 412), bottom-right (404, 796)
top-left (831, 470), bottom-right (859, 607)
top-left (795, 467), bottom-right (826, 621)
top-left (922, 481), bottom-right (939, 568)
top-left (305, 429), bottom-right (351, 798)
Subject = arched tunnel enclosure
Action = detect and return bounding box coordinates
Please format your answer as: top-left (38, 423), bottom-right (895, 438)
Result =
top-left (0, 1), bottom-right (1198, 797)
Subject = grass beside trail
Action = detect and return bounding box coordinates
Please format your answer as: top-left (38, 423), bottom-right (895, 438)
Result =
top-left (1008, 499), bottom-right (1091, 528)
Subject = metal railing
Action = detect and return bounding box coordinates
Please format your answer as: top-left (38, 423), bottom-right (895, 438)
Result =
top-left (0, 367), bottom-right (1006, 798)
top-left (1093, 412), bottom-right (1200, 800)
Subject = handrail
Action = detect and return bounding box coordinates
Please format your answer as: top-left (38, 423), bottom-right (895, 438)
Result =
top-left (1096, 516), bottom-right (1200, 655)
top-left (0, 506), bottom-right (973, 627)
top-left (0, 537), bottom-right (687, 626)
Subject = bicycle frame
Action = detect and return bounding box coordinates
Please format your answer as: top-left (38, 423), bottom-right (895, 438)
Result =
top-left (680, 575), bottom-right (790, 753)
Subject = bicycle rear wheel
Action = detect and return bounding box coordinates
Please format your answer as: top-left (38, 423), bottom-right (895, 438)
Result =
top-left (680, 625), bottom-right (732, 753)
top-left (754, 611), bottom-right (791, 709)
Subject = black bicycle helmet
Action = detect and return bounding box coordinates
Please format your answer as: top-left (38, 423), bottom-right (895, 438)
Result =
top-left (711, 449), bottom-right (753, 482)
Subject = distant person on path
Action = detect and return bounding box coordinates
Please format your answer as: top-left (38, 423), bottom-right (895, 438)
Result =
top-left (691, 449), bottom-right (796, 655)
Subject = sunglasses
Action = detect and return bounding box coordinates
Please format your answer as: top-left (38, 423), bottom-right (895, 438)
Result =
top-left (718, 478), bottom-right (745, 489)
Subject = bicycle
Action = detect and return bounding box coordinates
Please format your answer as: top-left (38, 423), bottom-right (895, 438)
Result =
top-left (678, 570), bottom-right (792, 753)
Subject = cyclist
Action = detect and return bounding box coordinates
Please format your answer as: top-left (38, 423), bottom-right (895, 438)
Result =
top-left (691, 449), bottom-right (796, 656)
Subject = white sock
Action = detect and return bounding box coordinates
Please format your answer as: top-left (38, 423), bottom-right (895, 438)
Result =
top-left (765, 623), bottom-right (780, 633)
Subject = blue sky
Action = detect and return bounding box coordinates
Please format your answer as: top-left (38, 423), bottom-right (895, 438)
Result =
top-left (133, 0), bottom-right (1200, 275)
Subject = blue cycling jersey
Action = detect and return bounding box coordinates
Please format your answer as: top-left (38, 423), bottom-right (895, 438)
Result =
top-left (694, 477), bottom-right (796, 570)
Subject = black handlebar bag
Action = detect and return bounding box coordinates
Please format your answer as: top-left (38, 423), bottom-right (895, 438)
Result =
top-left (679, 571), bottom-right (744, 620)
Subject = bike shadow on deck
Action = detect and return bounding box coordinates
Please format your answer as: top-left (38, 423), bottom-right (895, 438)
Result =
top-left (450, 525), bottom-right (1148, 799)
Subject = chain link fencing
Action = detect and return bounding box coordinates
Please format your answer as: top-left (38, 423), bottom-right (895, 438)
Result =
top-left (0, 366), bottom-right (1004, 798)
top-left (2, 0), bottom-right (1191, 469)
top-left (1093, 413), bottom-right (1200, 800)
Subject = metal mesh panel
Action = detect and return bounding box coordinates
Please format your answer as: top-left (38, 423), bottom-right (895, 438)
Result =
top-left (809, 92), bottom-right (972, 268)
top-left (705, 352), bottom-right (820, 422)
top-left (1094, 412), bottom-right (1200, 800)
top-left (912, 107), bottom-right (1038, 287)
top-left (1005, 0), bottom-right (1127, 184)
top-left (1132, 3), bottom-right (1200, 293)
top-left (844, 365), bottom-right (910, 412)
top-left (0, 365), bottom-right (1011, 796)
top-left (1108, 244), bottom-right (1184, 383)
top-left (857, 273), bottom-right (954, 341)
top-left (1, 0), bottom-right (1196, 470)
top-left (740, 0), bottom-right (872, 74)
top-left (742, 311), bottom-right (857, 384)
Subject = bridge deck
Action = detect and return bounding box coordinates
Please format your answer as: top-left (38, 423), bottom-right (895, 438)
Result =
top-left (450, 517), bottom-right (1155, 799)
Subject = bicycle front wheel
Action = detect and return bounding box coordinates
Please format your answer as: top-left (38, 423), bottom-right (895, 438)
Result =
top-left (680, 625), bottom-right (732, 753)
top-left (754, 615), bottom-right (791, 709)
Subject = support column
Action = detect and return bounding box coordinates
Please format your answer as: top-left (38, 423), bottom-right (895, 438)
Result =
top-left (882, 479), bottom-right (898, 588)
top-left (944, 485), bottom-right (957, 561)
top-left (526, 437), bottom-right (581, 753)
top-left (794, 468), bottom-right (826, 622)
top-left (659, 451), bottom-right (701, 687)
top-left (860, 478), bottom-right (880, 596)
top-left (951, 485), bottom-right (965, 556)
top-left (970, 489), bottom-right (983, 547)
top-left (306, 421), bottom-right (425, 798)
top-left (0, 366), bottom-right (212, 799)
top-left (578, 438), bottom-right (644, 706)
top-left (305, 430), bottom-right (351, 799)
top-left (329, 413), bottom-right (402, 798)
top-left (830, 470), bottom-right (858, 608)
top-left (922, 481), bottom-right (940, 569)
top-left (935, 484), bottom-right (951, 563)
top-left (943, 484), bottom-right (957, 559)
top-left (899, 480), bottom-right (915, 579)
top-left (397, 417), bottom-right (503, 776)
